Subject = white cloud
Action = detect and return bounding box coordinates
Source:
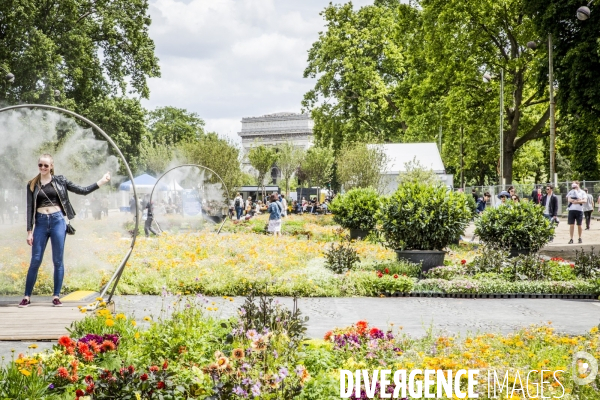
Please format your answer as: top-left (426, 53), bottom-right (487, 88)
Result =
top-left (143, 0), bottom-right (375, 144)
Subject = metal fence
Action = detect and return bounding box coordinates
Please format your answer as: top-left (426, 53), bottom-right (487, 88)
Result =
top-left (466, 181), bottom-right (600, 214)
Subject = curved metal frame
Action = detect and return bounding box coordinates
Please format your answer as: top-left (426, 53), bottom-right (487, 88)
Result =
top-left (0, 104), bottom-right (139, 306)
top-left (149, 164), bottom-right (231, 234)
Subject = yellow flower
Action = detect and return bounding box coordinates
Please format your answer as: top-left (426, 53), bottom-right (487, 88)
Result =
top-left (19, 369), bottom-right (31, 376)
top-left (80, 308), bottom-right (87, 313)
top-left (105, 319), bottom-right (115, 327)
top-left (99, 301), bottom-right (107, 307)
top-left (96, 297), bottom-right (104, 301)
top-left (115, 313), bottom-right (126, 320)
top-left (28, 344), bottom-right (38, 349)
top-left (143, 316), bottom-right (151, 321)
top-left (134, 332), bottom-right (140, 339)
top-left (131, 320), bottom-right (137, 326)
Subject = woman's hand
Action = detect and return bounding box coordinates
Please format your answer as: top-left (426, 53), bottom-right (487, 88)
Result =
top-left (27, 231), bottom-right (33, 246)
top-left (98, 172), bottom-right (111, 186)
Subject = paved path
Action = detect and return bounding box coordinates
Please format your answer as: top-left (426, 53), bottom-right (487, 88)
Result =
top-left (1, 295), bottom-right (598, 360)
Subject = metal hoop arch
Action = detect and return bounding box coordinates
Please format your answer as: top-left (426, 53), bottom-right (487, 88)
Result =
top-left (0, 104), bottom-right (139, 306)
top-left (150, 164), bottom-right (231, 234)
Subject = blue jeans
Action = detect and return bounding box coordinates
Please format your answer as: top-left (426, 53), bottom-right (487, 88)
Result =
top-left (25, 211), bottom-right (66, 297)
top-left (235, 207), bottom-right (243, 220)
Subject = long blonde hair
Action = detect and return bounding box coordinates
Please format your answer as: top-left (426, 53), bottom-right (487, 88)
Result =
top-left (28, 154), bottom-right (55, 191)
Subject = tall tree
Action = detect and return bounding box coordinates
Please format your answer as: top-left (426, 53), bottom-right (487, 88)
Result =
top-left (248, 145), bottom-right (279, 199)
top-left (301, 146), bottom-right (334, 188)
top-left (146, 106), bottom-right (206, 146)
top-left (178, 133), bottom-right (243, 199)
top-left (276, 142), bottom-right (305, 196)
top-left (303, 0), bottom-right (551, 184)
top-left (336, 143), bottom-right (388, 193)
top-left (524, 0), bottom-right (600, 180)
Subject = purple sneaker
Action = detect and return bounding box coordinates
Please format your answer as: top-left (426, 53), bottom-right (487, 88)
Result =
top-left (18, 298), bottom-right (30, 308)
top-left (52, 298), bottom-right (63, 307)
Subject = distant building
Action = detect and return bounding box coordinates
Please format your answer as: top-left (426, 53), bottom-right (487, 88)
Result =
top-left (238, 112), bottom-right (314, 182)
top-left (368, 143), bottom-right (454, 194)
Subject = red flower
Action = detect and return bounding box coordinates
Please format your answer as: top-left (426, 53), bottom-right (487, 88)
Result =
top-left (83, 351), bottom-right (94, 362)
top-left (324, 331), bottom-right (333, 341)
top-left (157, 381), bottom-right (166, 389)
top-left (162, 361), bottom-right (168, 370)
top-left (356, 321), bottom-right (368, 335)
top-left (149, 365), bottom-right (159, 372)
top-left (85, 375), bottom-right (94, 384)
top-left (128, 365), bottom-right (135, 374)
top-left (140, 373), bottom-right (149, 381)
top-left (86, 383), bottom-right (95, 394)
top-left (384, 268), bottom-right (390, 274)
top-left (57, 367), bottom-right (69, 379)
top-left (570, 263), bottom-right (575, 268)
top-left (393, 274), bottom-right (398, 279)
top-left (75, 389), bottom-right (84, 397)
top-left (77, 342), bottom-right (90, 354)
top-left (461, 259), bottom-right (467, 265)
top-left (377, 273), bottom-right (383, 278)
top-left (58, 336), bottom-right (73, 348)
top-left (101, 340), bottom-right (116, 352)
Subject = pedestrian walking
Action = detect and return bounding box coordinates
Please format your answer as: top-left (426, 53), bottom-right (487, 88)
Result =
top-left (267, 193), bottom-right (283, 237)
top-left (234, 192), bottom-right (244, 220)
top-left (20, 153), bottom-right (110, 308)
top-left (144, 200), bottom-right (159, 237)
top-left (541, 185), bottom-right (559, 223)
top-left (281, 195), bottom-right (288, 217)
top-left (566, 181), bottom-right (587, 244)
top-left (583, 187), bottom-right (594, 230)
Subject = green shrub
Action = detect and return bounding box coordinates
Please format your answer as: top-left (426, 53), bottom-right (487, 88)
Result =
top-left (329, 187), bottom-right (380, 231)
top-left (468, 245), bottom-right (511, 274)
top-left (425, 264), bottom-right (468, 280)
top-left (367, 260), bottom-right (422, 278)
top-left (474, 201), bottom-right (554, 251)
top-left (324, 241), bottom-right (360, 274)
top-left (574, 247), bottom-right (600, 279)
top-left (379, 182), bottom-right (474, 250)
top-left (374, 273), bottom-right (414, 293)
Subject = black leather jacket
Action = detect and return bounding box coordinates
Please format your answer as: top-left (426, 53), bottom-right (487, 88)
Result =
top-left (26, 175), bottom-right (99, 231)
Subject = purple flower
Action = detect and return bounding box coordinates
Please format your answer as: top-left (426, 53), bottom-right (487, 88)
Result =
top-left (240, 363), bottom-right (251, 373)
top-left (242, 378), bottom-right (252, 385)
top-left (251, 383), bottom-right (261, 397)
top-left (48, 384), bottom-right (55, 389)
top-left (279, 367), bottom-right (289, 378)
top-left (233, 386), bottom-right (247, 397)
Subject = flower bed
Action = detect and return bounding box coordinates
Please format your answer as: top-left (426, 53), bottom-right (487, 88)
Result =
top-left (1, 296), bottom-right (599, 399)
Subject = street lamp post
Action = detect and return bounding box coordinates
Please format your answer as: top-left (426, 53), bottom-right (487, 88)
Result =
top-left (577, 0), bottom-right (595, 20)
top-left (483, 69), bottom-right (504, 187)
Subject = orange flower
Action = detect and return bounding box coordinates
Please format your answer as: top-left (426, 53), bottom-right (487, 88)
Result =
top-left (101, 340), bottom-right (116, 352)
top-left (149, 365), bottom-right (159, 372)
top-left (356, 321), bottom-right (368, 335)
top-left (324, 331), bottom-right (333, 341)
top-left (77, 342), bottom-right (90, 354)
top-left (88, 340), bottom-right (101, 353)
top-left (57, 367), bottom-right (69, 379)
top-left (83, 352), bottom-right (94, 362)
top-left (232, 348), bottom-right (245, 360)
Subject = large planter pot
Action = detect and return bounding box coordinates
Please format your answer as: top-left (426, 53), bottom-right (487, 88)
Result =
top-left (395, 250), bottom-right (446, 272)
top-left (509, 248), bottom-right (531, 258)
top-left (349, 228), bottom-right (370, 240)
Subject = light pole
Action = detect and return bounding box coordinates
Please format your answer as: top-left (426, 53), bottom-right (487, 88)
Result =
top-left (527, 37), bottom-right (557, 187)
top-left (483, 69), bottom-right (504, 187)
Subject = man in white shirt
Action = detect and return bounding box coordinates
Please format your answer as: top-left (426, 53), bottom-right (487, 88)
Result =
top-left (566, 181), bottom-right (587, 244)
top-left (583, 187), bottom-right (594, 230)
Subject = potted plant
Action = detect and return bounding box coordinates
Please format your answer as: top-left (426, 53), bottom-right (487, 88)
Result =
top-left (474, 201), bottom-right (554, 256)
top-left (329, 187), bottom-right (380, 239)
top-left (379, 182), bottom-right (474, 271)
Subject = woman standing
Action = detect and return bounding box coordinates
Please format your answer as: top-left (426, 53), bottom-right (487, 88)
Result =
top-left (19, 154), bottom-right (110, 307)
top-left (267, 193), bottom-right (283, 237)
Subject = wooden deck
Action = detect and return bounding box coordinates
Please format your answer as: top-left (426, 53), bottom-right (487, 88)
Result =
top-left (0, 303), bottom-right (88, 340)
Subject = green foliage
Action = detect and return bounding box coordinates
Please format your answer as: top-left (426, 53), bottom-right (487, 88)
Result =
top-left (136, 137), bottom-right (174, 176)
top-left (474, 201), bottom-right (554, 251)
top-left (336, 143), bottom-right (388, 193)
top-left (329, 187), bottom-right (380, 231)
top-left (300, 146), bottom-right (334, 188)
top-left (147, 106), bottom-right (206, 146)
top-left (374, 273), bottom-right (414, 294)
top-left (324, 241), bottom-right (360, 274)
top-left (574, 247), bottom-right (600, 279)
top-left (0, 0), bottom-right (160, 106)
top-left (468, 246), bottom-right (511, 275)
top-left (397, 158), bottom-right (442, 187)
top-left (248, 145), bottom-right (279, 196)
top-left (379, 182), bottom-right (474, 250)
top-left (177, 133), bottom-right (244, 198)
top-left (0, 357), bottom-right (49, 400)
top-left (276, 142), bottom-right (305, 196)
top-left (367, 260), bottom-right (422, 278)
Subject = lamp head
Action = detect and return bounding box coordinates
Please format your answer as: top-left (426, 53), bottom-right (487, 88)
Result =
top-left (577, 6), bottom-right (591, 20)
top-left (54, 89), bottom-right (60, 97)
top-left (527, 41), bottom-right (538, 50)
top-left (4, 73), bottom-right (14, 83)
top-left (483, 72), bottom-right (492, 83)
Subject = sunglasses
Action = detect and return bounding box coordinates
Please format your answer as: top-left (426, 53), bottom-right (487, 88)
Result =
top-left (38, 163), bottom-right (50, 168)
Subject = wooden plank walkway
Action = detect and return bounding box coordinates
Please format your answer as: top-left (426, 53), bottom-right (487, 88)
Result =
top-left (0, 304), bottom-right (87, 340)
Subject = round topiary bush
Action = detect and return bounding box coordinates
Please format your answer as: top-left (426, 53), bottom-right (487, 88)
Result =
top-left (379, 182), bottom-right (474, 251)
top-left (474, 201), bottom-right (554, 251)
top-left (329, 187), bottom-right (380, 231)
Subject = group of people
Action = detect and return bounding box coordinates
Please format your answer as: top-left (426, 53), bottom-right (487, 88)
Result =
top-left (473, 181), bottom-right (597, 244)
top-left (232, 192), bottom-right (288, 236)
top-left (79, 194), bottom-right (109, 220)
top-left (292, 196), bottom-right (331, 214)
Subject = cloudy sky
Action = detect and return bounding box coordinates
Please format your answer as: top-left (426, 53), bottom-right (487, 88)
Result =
top-left (143, 0), bottom-right (374, 143)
